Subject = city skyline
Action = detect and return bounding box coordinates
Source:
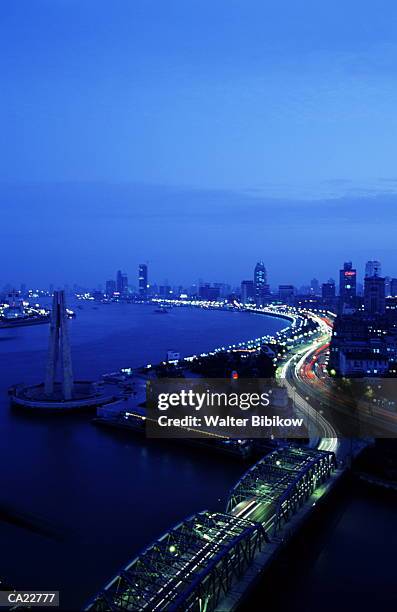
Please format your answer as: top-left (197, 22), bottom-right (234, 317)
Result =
top-left (2, 180), bottom-right (397, 287)
top-left (3, 255), bottom-right (396, 293)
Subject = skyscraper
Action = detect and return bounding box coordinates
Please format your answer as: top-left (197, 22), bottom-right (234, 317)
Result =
top-left (116, 270), bottom-right (128, 295)
top-left (254, 261), bottom-right (268, 305)
top-left (310, 278), bottom-right (320, 295)
top-left (199, 284), bottom-right (220, 300)
top-left (339, 261), bottom-right (357, 311)
top-left (241, 280), bottom-right (254, 303)
top-left (365, 260), bottom-right (382, 278)
top-left (322, 281), bottom-right (335, 300)
top-left (278, 285), bottom-right (295, 304)
top-left (138, 264), bottom-right (148, 298)
top-left (364, 275), bottom-right (386, 315)
top-left (105, 279), bottom-right (116, 297)
top-left (390, 278), bottom-right (397, 297)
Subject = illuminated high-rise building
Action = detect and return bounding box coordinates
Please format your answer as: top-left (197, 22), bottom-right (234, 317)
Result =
top-left (138, 264), bottom-right (148, 298)
top-left (339, 261), bottom-right (357, 311)
top-left (254, 261), bottom-right (268, 305)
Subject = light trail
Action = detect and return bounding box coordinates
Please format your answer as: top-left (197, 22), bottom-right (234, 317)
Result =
top-left (151, 301), bottom-right (340, 454)
top-left (277, 311), bottom-right (339, 456)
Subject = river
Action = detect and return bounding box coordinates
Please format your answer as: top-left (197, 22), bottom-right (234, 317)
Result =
top-left (2, 303), bottom-right (395, 610)
top-left (0, 302), bottom-right (285, 609)
top-left (241, 479), bottom-right (397, 611)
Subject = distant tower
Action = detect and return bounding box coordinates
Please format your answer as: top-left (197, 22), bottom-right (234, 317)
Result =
top-left (364, 276), bottom-right (386, 315)
top-left (322, 281), bottom-right (335, 300)
top-left (44, 290), bottom-right (74, 400)
top-left (254, 261), bottom-right (268, 305)
top-left (339, 261), bottom-right (357, 311)
top-left (365, 260), bottom-right (382, 278)
top-left (241, 280), bottom-right (254, 303)
top-left (105, 279), bottom-right (116, 297)
top-left (310, 278), bottom-right (320, 295)
top-left (138, 264), bottom-right (148, 298)
top-left (116, 270), bottom-right (128, 295)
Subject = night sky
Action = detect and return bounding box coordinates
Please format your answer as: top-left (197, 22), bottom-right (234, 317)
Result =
top-left (2, 1), bottom-right (397, 287)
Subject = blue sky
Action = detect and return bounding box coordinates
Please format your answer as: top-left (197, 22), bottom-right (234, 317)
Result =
top-left (2, 1), bottom-right (397, 287)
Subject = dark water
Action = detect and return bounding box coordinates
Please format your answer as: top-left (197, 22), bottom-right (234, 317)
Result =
top-left (241, 480), bottom-right (397, 611)
top-left (0, 303), bottom-right (285, 609)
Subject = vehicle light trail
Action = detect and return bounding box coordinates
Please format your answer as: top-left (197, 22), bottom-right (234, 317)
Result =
top-left (277, 311), bottom-right (339, 456)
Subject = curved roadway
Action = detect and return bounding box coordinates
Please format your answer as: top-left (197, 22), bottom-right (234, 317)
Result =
top-left (277, 312), bottom-right (339, 455)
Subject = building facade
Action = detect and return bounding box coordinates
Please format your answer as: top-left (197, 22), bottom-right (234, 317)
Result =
top-left (365, 260), bottom-right (382, 278)
top-left (138, 264), bottom-right (148, 298)
top-left (254, 261), bottom-right (268, 305)
top-left (116, 270), bottom-right (128, 295)
top-left (364, 276), bottom-right (386, 315)
top-left (339, 261), bottom-right (357, 312)
top-left (241, 280), bottom-right (254, 303)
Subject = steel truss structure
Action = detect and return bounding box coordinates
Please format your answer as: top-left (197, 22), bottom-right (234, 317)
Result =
top-left (227, 446), bottom-right (337, 531)
top-left (87, 446), bottom-right (336, 612)
top-left (86, 511), bottom-right (268, 612)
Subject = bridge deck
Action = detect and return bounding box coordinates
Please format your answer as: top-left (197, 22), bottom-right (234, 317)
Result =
top-left (86, 511), bottom-right (268, 612)
top-left (86, 445), bottom-right (336, 612)
top-left (228, 446), bottom-right (336, 530)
